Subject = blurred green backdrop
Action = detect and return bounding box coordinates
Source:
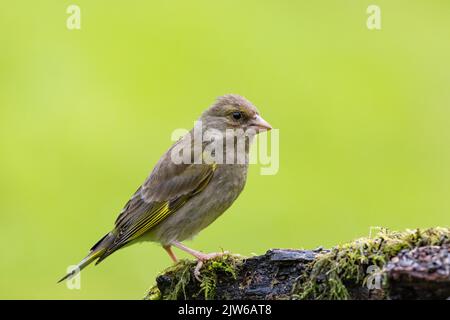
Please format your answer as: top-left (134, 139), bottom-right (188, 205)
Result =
top-left (0, 1), bottom-right (449, 299)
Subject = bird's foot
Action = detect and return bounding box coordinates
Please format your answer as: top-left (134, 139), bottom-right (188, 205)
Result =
top-left (193, 251), bottom-right (229, 281)
top-left (169, 241), bottom-right (230, 281)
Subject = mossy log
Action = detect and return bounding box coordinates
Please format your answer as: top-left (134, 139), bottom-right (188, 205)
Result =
top-left (145, 228), bottom-right (450, 300)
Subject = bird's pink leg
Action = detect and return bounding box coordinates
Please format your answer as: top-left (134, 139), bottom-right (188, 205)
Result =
top-left (170, 241), bottom-right (229, 280)
top-left (163, 245), bottom-right (178, 263)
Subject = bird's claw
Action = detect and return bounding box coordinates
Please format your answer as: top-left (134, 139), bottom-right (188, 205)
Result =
top-left (193, 251), bottom-right (230, 281)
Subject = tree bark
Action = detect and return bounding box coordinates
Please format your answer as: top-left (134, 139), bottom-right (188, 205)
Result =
top-left (385, 246), bottom-right (450, 299)
top-left (145, 229), bottom-right (450, 300)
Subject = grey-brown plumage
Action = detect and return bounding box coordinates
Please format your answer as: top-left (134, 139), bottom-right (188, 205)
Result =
top-left (59, 94), bottom-right (272, 282)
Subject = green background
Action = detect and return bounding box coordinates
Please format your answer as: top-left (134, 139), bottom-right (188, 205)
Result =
top-left (0, 1), bottom-right (449, 299)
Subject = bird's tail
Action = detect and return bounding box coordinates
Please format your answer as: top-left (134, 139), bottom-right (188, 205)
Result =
top-left (57, 232), bottom-right (112, 283)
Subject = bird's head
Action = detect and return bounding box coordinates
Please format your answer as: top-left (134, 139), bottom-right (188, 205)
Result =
top-left (200, 94), bottom-right (272, 134)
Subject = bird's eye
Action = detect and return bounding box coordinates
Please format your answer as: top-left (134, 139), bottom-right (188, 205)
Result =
top-left (232, 112), bottom-right (242, 120)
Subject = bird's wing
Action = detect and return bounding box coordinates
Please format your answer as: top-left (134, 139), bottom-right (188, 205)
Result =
top-left (96, 146), bottom-right (216, 263)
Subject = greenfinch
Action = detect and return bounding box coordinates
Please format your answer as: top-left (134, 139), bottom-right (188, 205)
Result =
top-left (59, 94), bottom-right (272, 282)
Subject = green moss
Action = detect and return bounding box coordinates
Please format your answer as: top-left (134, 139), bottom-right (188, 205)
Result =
top-left (145, 285), bottom-right (162, 300)
top-left (294, 227), bottom-right (450, 300)
top-left (143, 260), bottom-right (193, 300)
top-left (197, 255), bottom-right (240, 300)
top-left (145, 254), bottom-right (242, 300)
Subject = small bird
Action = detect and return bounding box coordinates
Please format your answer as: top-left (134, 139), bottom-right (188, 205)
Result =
top-left (58, 94), bottom-right (272, 282)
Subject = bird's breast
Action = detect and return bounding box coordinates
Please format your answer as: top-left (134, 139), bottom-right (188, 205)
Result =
top-left (148, 163), bottom-right (249, 245)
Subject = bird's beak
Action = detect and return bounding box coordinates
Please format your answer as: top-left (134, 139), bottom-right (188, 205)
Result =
top-left (251, 115), bottom-right (272, 132)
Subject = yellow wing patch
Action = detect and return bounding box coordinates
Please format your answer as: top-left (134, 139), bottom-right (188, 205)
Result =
top-left (100, 163), bottom-right (218, 260)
